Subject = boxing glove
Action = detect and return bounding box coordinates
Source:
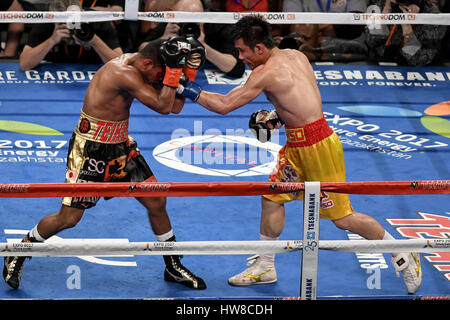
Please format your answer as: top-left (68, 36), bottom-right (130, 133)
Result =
top-left (160, 36), bottom-right (190, 88)
top-left (249, 109), bottom-right (284, 143)
top-left (177, 74), bottom-right (202, 102)
top-left (183, 37), bottom-right (206, 82)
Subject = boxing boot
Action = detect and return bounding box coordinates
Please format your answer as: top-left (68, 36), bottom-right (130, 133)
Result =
top-left (3, 233), bottom-right (37, 289)
top-left (162, 236), bottom-right (206, 290)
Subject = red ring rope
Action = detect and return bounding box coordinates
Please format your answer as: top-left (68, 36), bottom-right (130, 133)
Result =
top-left (0, 180), bottom-right (448, 198)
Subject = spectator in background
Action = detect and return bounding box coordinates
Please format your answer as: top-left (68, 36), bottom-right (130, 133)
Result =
top-left (225, 0), bottom-right (269, 11)
top-left (79, 0), bottom-right (123, 11)
top-left (279, 0), bottom-right (369, 62)
top-left (230, 0), bottom-right (289, 49)
top-left (19, 0), bottom-right (122, 71)
top-left (365, 0), bottom-right (446, 66)
top-left (267, 0), bottom-right (290, 39)
top-left (0, 0), bottom-right (25, 58)
top-left (201, 0), bottom-right (246, 78)
top-left (441, 0), bottom-right (450, 61)
top-left (139, 0), bottom-right (245, 78)
top-left (138, 0), bottom-right (201, 45)
top-left (79, 0), bottom-right (138, 53)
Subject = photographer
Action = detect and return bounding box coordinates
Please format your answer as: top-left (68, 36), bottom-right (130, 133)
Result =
top-left (19, 1), bottom-right (122, 71)
top-left (0, 0), bottom-right (26, 58)
top-left (139, 0), bottom-right (200, 43)
top-left (139, 0), bottom-right (245, 78)
top-left (441, 0), bottom-right (450, 61)
top-left (200, 0), bottom-right (245, 78)
top-left (365, 0), bottom-right (446, 66)
top-left (278, 0), bottom-right (369, 62)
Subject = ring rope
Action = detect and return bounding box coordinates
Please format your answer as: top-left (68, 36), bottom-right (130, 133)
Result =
top-left (0, 180), bottom-right (448, 198)
top-left (0, 11), bottom-right (450, 25)
top-left (1, 239), bottom-right (449, 257)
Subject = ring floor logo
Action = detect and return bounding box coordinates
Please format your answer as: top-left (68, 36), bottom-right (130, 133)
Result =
top-left (0, 120), bottom-right (67, 164)
top-left (153, 133), bottom-right (282, 177)
top-left (386, 212), bottom-right (450, 282)
top-left (0, 120), bottom-right (63, 135)
top-left (0, 68), bottom-right (95, 84)
top-left (337, 101), bottom-right (450, 139)
top-left (325, 102), bottom-right (449, 161)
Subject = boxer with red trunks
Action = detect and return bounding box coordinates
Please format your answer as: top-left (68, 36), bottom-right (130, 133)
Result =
top-left (4, 37), bottom-right (207, 290)
top-left (177, 15), bottom-right (422, 294)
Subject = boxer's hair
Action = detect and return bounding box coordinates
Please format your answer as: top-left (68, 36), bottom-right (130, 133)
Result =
top-left (232, 15), bottom-right (276, 49)
top-left (139, 39), bottom-right (164, 67)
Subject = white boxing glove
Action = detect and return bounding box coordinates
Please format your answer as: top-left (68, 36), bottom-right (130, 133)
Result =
top-left (249, 109), bottom-right (284, 142)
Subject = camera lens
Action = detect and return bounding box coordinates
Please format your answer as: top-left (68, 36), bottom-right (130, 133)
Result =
top-left (180, 23), bottom-right (201, 40)
top-left (278, 36), bottom-right (300, 50)
top-left (74, 23), bottom-right (94, 42)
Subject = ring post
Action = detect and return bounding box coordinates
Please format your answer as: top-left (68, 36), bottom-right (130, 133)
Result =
top-left (300, 181), bottom-right (321, 300)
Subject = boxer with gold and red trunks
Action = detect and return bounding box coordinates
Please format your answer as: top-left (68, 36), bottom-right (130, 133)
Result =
top-left (179, 15), bottom-right (422, 293)
top-left (263, 116), bottom-right (353, 220)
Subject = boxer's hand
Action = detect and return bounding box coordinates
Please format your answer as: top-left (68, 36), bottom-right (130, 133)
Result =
top-left (160, 36), bottom-right (190, 88)
top-left (176, 74), bottom-right (202, 102)
top-left (249, 109), bottom-right (284, 143)
top-left (183, 37), bottom-right (206, 82)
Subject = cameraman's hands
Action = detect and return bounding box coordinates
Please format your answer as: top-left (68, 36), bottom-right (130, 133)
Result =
top-left (50, 23), bottom-right (71, 45)
top-left (73, 34), bottom-right (95, 48)
top-left (399, 3), bottom-right (420, 14)
top-left (383, 0), bottom-right (392, 13)
top-left (162, 23), bottom-right (180, 39)
top-left (383, 1), bottom-right (420, 14)
top-left (197, 23), bottom-right (206, 45)
top-left (299, 43), bottom-right (319, 61)
top-left (399, 3), bottom-right (420, 35)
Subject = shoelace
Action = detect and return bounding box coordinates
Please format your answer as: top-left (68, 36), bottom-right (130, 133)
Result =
top-left (7, 258), bottom-right (17, 271)
top-left (6, 257), bottom-right (25, 278)
top-left (170, 256), bottom-right (197, 279)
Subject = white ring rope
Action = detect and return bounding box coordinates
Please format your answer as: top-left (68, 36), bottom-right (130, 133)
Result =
top-left (0, 11), bottom-right (449, 25)
top-left (1, 239), bottom-right (449, 257)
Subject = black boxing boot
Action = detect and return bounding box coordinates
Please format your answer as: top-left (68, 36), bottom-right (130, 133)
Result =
top-left (162, 236), bottom-right (206, 290)
top-left (3, 233), bottom-right (37, 289)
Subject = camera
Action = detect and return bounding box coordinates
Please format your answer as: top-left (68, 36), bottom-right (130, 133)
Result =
top-left (71, 23), bottom-right (95, 42)
top-left (278, 33), bottom-right (301, 50)
top-left (179, 23), bottom-right (201, 40)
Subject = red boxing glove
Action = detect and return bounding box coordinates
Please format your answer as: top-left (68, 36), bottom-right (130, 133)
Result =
top-left (160, 36), bottom-right (190, 88)
top-left (163, 66), bottom-right (183, 88)
top-left (183, 37), bottom-right (206, 82)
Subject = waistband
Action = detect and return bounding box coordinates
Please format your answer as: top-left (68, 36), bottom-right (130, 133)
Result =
top-left (285, 117), bottom-right (333, 147)
top-left (74, 111), bottom-right (129, 144)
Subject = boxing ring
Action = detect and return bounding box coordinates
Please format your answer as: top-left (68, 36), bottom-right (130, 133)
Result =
top-left (1, 180), bottom-right (449, 301)
top-left (1, 6), bottom-right (450, 301)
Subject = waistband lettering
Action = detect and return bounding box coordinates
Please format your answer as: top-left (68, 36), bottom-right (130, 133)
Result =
top-left (76, 112), bottom-right (129, 143)
top-left (287, 128), bottom-right (306, 143)
top-left (285, 117), bottom-right (333, 147)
